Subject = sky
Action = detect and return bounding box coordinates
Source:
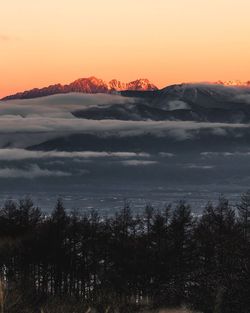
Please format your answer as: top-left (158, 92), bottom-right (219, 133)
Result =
top-left (1, 0), bottom-right (250, 97)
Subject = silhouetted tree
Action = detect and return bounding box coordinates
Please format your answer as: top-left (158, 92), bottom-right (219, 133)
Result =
top-left (0, 194), bottom-right (249, 312)
top-left (238, 191), bottom-right (250, 242)
top-left (168, 201), bottom-right (195, 306)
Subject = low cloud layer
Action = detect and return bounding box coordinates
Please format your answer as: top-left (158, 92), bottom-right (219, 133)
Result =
top-left (0, 93), bottom-right (136, 117)
top-left (0, 149), bottom-right (150, 160)
top-left (0, 116), bottom-right (249, 148)
top-left (1, 93), bottom-right (250, 148)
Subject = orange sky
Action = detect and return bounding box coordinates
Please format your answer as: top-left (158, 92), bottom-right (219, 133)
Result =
top-left (1, 0), bottom-right (250, 97)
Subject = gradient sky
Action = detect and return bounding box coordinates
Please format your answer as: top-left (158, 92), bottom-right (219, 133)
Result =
top-left (1, 0), bottom-right (250, 97)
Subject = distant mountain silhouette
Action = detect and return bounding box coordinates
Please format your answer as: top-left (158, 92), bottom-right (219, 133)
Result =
top-left (2, 76), bottom-right (158, 100)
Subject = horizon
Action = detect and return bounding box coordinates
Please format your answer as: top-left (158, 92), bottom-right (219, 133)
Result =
top-left (2, 75), bottom-right (250, 99)
top-left (2, 0), bottom-right (250, 97)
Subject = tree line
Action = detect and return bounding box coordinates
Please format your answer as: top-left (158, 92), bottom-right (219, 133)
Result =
top-left (0, 193), bottom-right (250, 313)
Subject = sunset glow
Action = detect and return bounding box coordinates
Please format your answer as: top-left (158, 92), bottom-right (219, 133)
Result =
top-left (1, 0), bottom-right (250, 97)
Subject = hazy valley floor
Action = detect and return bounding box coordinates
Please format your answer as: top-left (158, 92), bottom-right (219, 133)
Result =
top-left (0, 184), bottom-right (244, 215)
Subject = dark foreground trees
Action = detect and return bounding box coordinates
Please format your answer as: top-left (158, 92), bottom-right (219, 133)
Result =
top-left (0, 194), bottom-right (250, 313)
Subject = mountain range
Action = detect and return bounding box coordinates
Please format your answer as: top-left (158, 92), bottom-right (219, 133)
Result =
top-left (3, 77), bottom-right (250, 101)
top-left (3, 77), bottom-right (250, 125)
top-left (61, 82), bottom-right (250, 124)
top-left (1, 77), bottom-right (158, 100)
top-left (2, 77), bottom-right (250, 193)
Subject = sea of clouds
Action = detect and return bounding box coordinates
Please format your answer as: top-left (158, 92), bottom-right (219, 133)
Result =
top-left (1, 93), bottom-right (250, 148)
top-left (0, 92), bottom-right (250, 181)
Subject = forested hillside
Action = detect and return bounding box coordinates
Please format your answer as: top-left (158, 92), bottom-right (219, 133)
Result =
top-left (0, 193), bottom-right (250, 313)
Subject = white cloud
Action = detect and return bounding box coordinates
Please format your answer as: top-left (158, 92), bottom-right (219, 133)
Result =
top-left (201, 151), bottom-right (250, 157)
top-left (210, 128), bottom-right (227, 136)
top-left (167, 100), bottom-right (190, 111)
top-left (159, 152), bottom-right (175, 157)
top-left (45, 160), bottom-right (65, 165)
top-left (121, 160), bottom-right (158, 166)
top-left (0, 149), bottom-right (150, 160)
top-left (184, 164), bottom-right (215, 169)
top-left (0, 93), bottom-right (136, 118)
top-left (234, 94), bottom-right (250, 104)
top-left (0, 164), bottom-right (71, 178)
